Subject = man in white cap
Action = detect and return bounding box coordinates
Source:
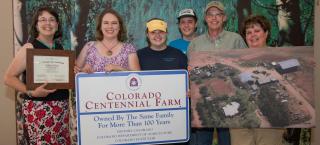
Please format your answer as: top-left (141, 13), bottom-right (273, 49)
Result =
top-left (188, 1), bottom-right (247, 145)
top-left (169, 8), bottom-right (198, 54)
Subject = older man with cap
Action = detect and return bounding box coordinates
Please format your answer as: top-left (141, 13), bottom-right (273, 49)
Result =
top-left (138, 18), bottom-right (188, 71)
top-left (187, 1), bottom-right (247, 145)
top-left (169, 8), bottom-right (198, 54)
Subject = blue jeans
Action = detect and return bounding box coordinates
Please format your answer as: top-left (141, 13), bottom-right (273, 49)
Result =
top-left (188, 128), bottom-right (230, 145)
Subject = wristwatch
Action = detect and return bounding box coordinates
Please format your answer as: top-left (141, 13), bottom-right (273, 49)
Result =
top-left (26, 90), bottom-right (33, 97)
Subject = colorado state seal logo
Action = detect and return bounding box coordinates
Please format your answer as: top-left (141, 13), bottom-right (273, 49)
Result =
top-left (126, 73), bottom-right (142, 91)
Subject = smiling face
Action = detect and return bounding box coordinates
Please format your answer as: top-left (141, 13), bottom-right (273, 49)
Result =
top-left (36, 11), bottom-right (58, 38)
top-left (205, 7), bottom-right (226, 32)
top-left (245, 24), bottom-right (268, 48)
top-left (179, 17), bottom-right (197, 38)
top-left (100, 13), bottom-right (120, 40)
top-left (147, 30), bottom-right (167, 50)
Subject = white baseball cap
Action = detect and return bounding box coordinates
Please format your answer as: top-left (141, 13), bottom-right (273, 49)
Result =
top-left (178, 8), bottom-right (197, 20)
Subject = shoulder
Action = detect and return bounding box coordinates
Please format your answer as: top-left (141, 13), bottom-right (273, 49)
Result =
top-left (137, 47), bottom-right (150, 59)
top-left (224, 31), bottom-right (242, 38)
top-left (169, 38), bottom-right (183, 45)
top-left (82, 41), bottom-right (96, 51)
top-left (17, 43), bottom-right (34, 53)
top-left (137, 47), bottom-right (148, 53)
top-left (191, 34), bottom-right (206, 43)
top-left (12, 43), bottom-right (32, 57)
top-left (223, 31), bottom-right (247, 48)
top-left (85, 41), bottom-right (96, 47)
top-left (22, 43), bottom-right (34, 49)
top-left (189, 34), bottom-right (206, 48)
top-left (122, 42), bottom-right (137, 53)
top-left (167, 46), bottom-right (186, 56)
top-left (123, 42), bottom-right (137, 49)
top-left (168, 47), bottom-right (187, 63)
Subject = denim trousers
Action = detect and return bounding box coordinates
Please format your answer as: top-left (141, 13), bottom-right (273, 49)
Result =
top-left (188, 128), bottom-right (230, 145)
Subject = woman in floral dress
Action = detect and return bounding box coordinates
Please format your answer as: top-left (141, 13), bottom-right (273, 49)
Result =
top-left (4, 7), bottom-right (70, 145)
top-left (75, 9), bottom-right (140, 72)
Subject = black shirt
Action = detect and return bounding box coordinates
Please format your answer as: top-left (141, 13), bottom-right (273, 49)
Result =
top-left (138, 46), bottom-right (189, 145)
top-left (137, 46), bottom-right (188, 70)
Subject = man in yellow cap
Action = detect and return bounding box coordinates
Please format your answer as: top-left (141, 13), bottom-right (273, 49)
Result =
top-left (138, 18), bottom-right (188, 71)
top-left (188, 1), bottom-right (247, 145)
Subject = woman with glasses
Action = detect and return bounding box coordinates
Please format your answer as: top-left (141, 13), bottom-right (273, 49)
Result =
top-left (4, 7), bottom-right (70, 144)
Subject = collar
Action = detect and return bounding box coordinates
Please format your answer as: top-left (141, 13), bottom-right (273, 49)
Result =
top-left (205, 30), bottom-right (226, 42)
top-left (36, 39), bottom-right (56, 49)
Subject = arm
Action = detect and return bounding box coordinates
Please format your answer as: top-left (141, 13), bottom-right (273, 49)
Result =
top-left (235, 35), bottom-right (248, 49)
top-left (180, 53), bottom-right (188, 70)
top-left (187, 40), bottom-right (195, 58)
top-left (75, 42), bottom-right (94, 73)
top-left (4, 43), bottom-right (56, 97)
top-left (127, 53), bottom-right (140, 71)
top-left (76, 42), bottom-right (90, 69)
top-left (4, 43), bottom-right (32, 94)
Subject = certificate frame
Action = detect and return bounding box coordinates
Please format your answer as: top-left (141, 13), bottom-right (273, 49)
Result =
top-left (26, 49), bottom-right (75, 89)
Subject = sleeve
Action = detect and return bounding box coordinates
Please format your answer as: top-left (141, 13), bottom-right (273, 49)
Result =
top-left (168, 40), bottom-right (177, 49)
top-left (234, 35), bottom-right (248, 49)
top-left (84, 41), bottom-right (95, 66)
top-left (126, 43), bottom-right (137, 54)
top-left (180, 53), bottom-right (188, 70)
top-left (187, 40), bottom-right (195, 58)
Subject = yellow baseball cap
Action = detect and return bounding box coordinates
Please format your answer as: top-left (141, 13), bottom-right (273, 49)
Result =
top-left (205, 1), bottom-right (225, 13)
top-left (146, 19), bottom-right (167, 32)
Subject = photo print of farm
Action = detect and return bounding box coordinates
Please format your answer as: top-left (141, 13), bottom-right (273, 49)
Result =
top-left (189, 46), bottom-right (315, 128)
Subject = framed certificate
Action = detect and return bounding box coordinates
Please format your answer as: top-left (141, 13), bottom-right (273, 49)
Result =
top-left (76, 70), bottom-right (189, 145)
top-left (26, 49), bottom-right (75, 89)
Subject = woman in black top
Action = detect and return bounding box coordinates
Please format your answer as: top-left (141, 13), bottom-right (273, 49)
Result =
top-left (138, 18), bottom-right (188, 71)
top-left (138, 18), bottom-right (188, 145)
top-left (4, 7), bottom-right (70, 144)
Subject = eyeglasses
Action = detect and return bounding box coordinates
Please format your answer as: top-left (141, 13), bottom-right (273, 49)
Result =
top-left (38, 18), bottom-right (57, 24)
top-left (206, 11), bottom-right (224, 18)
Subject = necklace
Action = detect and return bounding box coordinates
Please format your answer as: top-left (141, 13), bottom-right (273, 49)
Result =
top-left (101, 41), bottom-right (119, 56)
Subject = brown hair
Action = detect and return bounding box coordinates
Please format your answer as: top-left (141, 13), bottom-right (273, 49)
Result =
top-left (241, 15), bottom-right (271, 40)
top-left (29, 7), bottom-right (62, 40)
top-left (95, 9), bottom-right (127, 42)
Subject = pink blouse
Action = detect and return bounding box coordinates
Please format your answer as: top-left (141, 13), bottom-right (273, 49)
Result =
top-left (85, 41), bottom-right (137, 72)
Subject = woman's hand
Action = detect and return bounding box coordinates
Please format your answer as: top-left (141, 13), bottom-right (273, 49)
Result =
top-left (74, 65), bottom-right (81, 74)
top-left (187, 90), bottom-right (191, 98)
top-left (81, 64), bottom-right (94, 73)
top-left (105, 64), bottom-right (125, 72)
top-left (30, 82), bottom-right (56, 97)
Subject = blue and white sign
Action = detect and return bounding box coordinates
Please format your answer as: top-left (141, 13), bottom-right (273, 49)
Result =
top-left (76, 70), bottom-right (189, 145)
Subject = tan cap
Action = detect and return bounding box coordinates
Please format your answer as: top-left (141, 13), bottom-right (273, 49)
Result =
top-left (205, 1), bottom-right (225, 13)
top-left (146, 19), bottom-right (167, 32)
